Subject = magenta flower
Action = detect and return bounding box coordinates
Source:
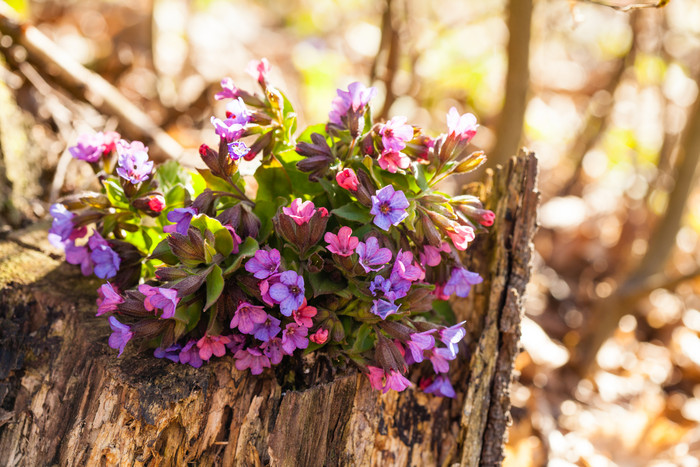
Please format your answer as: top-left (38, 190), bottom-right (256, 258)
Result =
top-left (384, 370), bottom-right (413, 393)
top-left (259, 274), bottom-right (280, 307)
top-left (377, 151), bottom-right (411, 173)
top-left (235, 347), bottom-right (271, 375)
top-left (336, 168), bottom-right (359, 191)
top-left (428, 347), bottom-right (456, 374)
top-left (261, 337), bottom-right (284, 365)
top-left (65, 241), bottom-right (93, 276)
top-left (163, 207), bottom-right (197, 235)
top-left (405, 330), bottom-right (436, 364)
top-left (246, 58), bottom-right (271, 84)
top-left (179, 340), bottom-right (204, 368)
top-left (89, 234), bottom-right (121, 279)
top-left (390, 250), bottom-right (422, 282)
top-left (310, 328), bottom-right (329, 344)
top-left (269, 270), bottom-right (305, 316)
top-left (225, 334), bottom-right (247, 354)
top-left (370, 185), bottom-right (409, 231)
top-left (324, 226), bottom-right (359, 257)
top-left (293, 300), bottom-right (317, 328)
top-left (329, 82), bottom-right (377, 126)
top-left (96, 283), bottom-right (124, 316)
top-left (224, 225), bottom-right (243, 254)
top-left (245, 248), bottom-right (281, 279)
top-left (252, 315), bottom-right (281, 342)
top-left (356, 236), bottom-right (392, 273)
top-left (230, 302), bottom-right (268, 334)
top-left (367, 366), bottom-right (386, 391)
top-left (108, 316), bottom-right (132, 357)
top-left (446, 107), bottom-right (478, 142)
top-left (69, 132), bottom-right (114, 162)
top-left (423, 375), bottom-right (456, 398)
top-left (227, 141), bottom-right (250, 161)
top-left (197, 334), bottom-right (231, 361)
top-left (138, 284), bottom-right (180, 319)
top-left (154, 344), bottom-right (181, 363)
top-left (446, 224), bottom-right (475, 251)
top-left (281, 323), bottom-right (309, 354)
top-left (371, 299), bottom-right (399, 320)
top-left (215, 77), bottom-right (240, 100)
top-left (439, 321), bottom-right (467, 356)
top-left (380, 116), bottom-right (413, 153)
top-left (210, 117), bottom-right (245, 141)
top-left (419, 244), bottom-right (449, 267)
top-left (116, 139), bottom-right (153, 184)
top-left (282, 198), bottom-right (317, 226)
top-left (443, 268), bottom-right (482, 298)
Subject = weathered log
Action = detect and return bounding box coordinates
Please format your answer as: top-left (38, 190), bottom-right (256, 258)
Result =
top-left (0, 152), bottom-right (538, 466)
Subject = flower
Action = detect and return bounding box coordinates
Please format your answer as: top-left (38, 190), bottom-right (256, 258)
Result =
top-left (96, 283), bottom-right (123, 316)
top-left (336, 168), bottom-right (359, 191)
top-left (443, 268), bottom-right (482, 298)
top-left (138, 284), bottom-right (180, 319)
top-left (370, 185), bottom-right (409, 231)
top-left (329, 82), bottom-right (377, 126)
top-left (211, 116), bottom-right (246, 141)
top-left (380, 116), bottom-right (413, 153)
top-left (377, 151), bottom-right (410, 173)
top-left (367, 366), bottom-right (386, 391)
top-left (154, 344), bottom-right (181, 363)
top-left (116, 139), bottom-right (153, 184)
top-left (282, 198), bottom-right (317, 226)
top-left (230, 302), bottom-right (268, 334)
top-left (384, 370), bottom-right (413, 393)
top-left (446, 107), bottom-right (478, 142)
top-left (428, 347), bottom-right (456, 374)
top-left (324, 226), bottom-right (359, 257)
top-left (245, 248), bottom-right (281, 279)
top-left (439, 321), bottom-right (467, 356)
top-left (446, 224), bottom-right (475, 251)
top-left (69, 132), bottom-right (110, 162)
top-left (179, 340), bottom-right (203, 368)
top-left (225, 334), bottom-right (247, 354)
top-left (225, 97), bottom-right (251, 124)
top-left (147, 195), bottom-right (166, 213)
top-left (224, 225), bottom-right (243, 254)
top-left (292, 299), bottom-right (317, 327)
top-left (234, 347), bottom-right (271, 375)
top-left (269, 270), bottom-right (305, 316)
top-left (89, 234), bottom-right (121, 279)
top-left (252, 315), bottom-right (281, 342)
top-left (227, 141), bottom-right (250, 161)
top-left (371, 299), bottom-right (399, 320)
top-left (108, 316), bottom-right (132, 357)
top-left (405, 330), bottom-right (436, 364)
top-left (356, 236), bottom-right (392, 273)
top-left (281, 323), bottom-right (309, 354)
top-left (310, 328), bottom-right (329, 344)
top-left (390, 250), bottom-right (422, 283)
top-left (65, 241), bottom-right (93, 276)
top-left (246, 58), bottom-right (270, 84)
top-left (262, 337), bottom-right (284, 365)
top-left (419, 244), bottom-right (448, 268)
top-left (163, 207), bottom-right (197, 235)
top-left (422, 375), bottom-right (456, 398)
top-left (197, 334), bottom-right (231, 361)
top-left (369, 275), bottom-right (410, 302)
top-left (215, 77), bottom-right (239, 100)
top-left (48, 203), bottom-right (86, 248)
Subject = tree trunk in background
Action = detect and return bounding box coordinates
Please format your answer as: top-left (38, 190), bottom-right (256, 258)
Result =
top-left (0, 150), bottom-right (537, 465)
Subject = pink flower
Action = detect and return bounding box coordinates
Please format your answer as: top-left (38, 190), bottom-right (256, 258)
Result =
top-left (377, 151), bottom-right (410, 173)
top-left (215, 77), bottom-right (240, 100)
top-left (310, 328), bottom-right (329, 344)
top-left (96, 282), bottom-right (123, 316)
top-left (282, 198), bottom-right (317, 226)
top-left (336, 168), bottom-right (359, 191)
top-left (446, 225), bottom-right (475, 251)
top-left (197, 334), bottom-right (231, 361)
top-left (480, 210), bottom-right (495, 227)
top-left (380, 116), bottom-right (413, 153)
top-left (324, 226), bottom-right (359, 257)
top-left (384, 370), bottom-right (413, 393)
top-left (446, 107), bottom-right (478, 142)
top-left (234, 347), bottom-right (271, 375)
top-left (230, 302), bottom-right (268, 334)
top-left (367, 366), bottom-right (386, 391)
top-left (138, 284), bottom-right (180, 319)
top-left (281, 323), bottom-right (309, 354)
top-left (419, 243), bottom-right (449, 267)
top-left (246, 58), bottom-right (270, 84)
top-left (293, 299), bottom-right (317, 327)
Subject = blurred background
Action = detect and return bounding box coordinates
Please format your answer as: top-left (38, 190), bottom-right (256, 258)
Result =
top-left (1, 0), bottom-right (700, 465)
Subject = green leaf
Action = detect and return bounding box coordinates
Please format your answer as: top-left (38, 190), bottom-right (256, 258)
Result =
top-left (297, 123), bottom-right (327, 143)
top-left (432, 299), bottom-right (456, 323)
top-left (103, 180), bottom-right (129, 208)
top-left (308, 272), bottom-right (346, 297)
top-left (252, 198), bottom-right (286, 243)
top-left (196, 168), bottom-right (237, 194)
top-left (156, 160), bottom-right (192, 191)
top-left (413, 162), bottom-right (429, 192)
top-left (203, 265), bottom-right (224, 312)
top-left (173, 301), bottom-right (202, 334)
top-left (332, 203), bottom-right (373, 223)
top-left (214, 228), bottom-right (234, 257)
top-left (276, 149), bottom-right (324, 197)
top-left (222, 236), bottom-right (259, 275)
top-left (351, 323), bottom-right (375, 354)
top-left (254, 163), bottom-right (292, 202)
top-left (150, 239), bottom-right (178, 265)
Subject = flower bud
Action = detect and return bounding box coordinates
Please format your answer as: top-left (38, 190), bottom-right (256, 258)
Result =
top-left (354, 169), bottom-right (375, 206)
top-left (331, 320), bottom-right (345, 343)
top-left (132, 194), bottom-right (165, 216)
top-left (247, 131), bottom-right (273, 161)
top-left (421, 213), bottom-right (443, 248)
top-left (375, 333), bottom-right (407, 373)
top-left (336, 168), bottom-right (359, 191)
top-left (379, 320), bottom-right (413, 342)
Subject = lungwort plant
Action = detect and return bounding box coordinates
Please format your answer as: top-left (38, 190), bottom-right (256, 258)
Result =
top-left (49, 59), bottom-right (494, 396)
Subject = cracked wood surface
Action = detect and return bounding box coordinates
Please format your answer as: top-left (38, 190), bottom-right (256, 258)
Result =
top-left (0, 152), bottom-right (537, 466)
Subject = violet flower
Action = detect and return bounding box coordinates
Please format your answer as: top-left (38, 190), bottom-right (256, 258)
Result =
top-left (446, 107), bottom-right (478, 142)
top-left (211, 117), bottom-right (246, 141)
top-left (281, 323), bottom-right (309, 354)
top-left (197, 334), bottom-right (231, 361)
top-left (227, 141), bottom-right (250, 161)
top-left (108, 316), bottom-right (132, 357)
top-left (230, 301), bottom-right (268, 334)
top-left (369, 276), bottom-right (409, 302)
top-left (419, 244), bottom-right (448, 268)
top-left (443, 267), bottom-right (483, 298)
top-left (356, 236), bottom-right (392, 273)
top-left (428, 347), bottom-right (456, 374)
top-left (154, 344), bottom-right (181, 363)
top-left (405, 330), bottom-right (436, 364)
top-left (138, 284), bottom-right (180, 319)
top-left (225, 97), bottom-right (251, 124)
top-left (89, 234), bottom-right (120, 279)
top-left (215, 77), bottom-right (240, 100)
top-left (259, 273), bottom-right (281, 307)
top-left (96, 282), bottom-right (124, 316)
top-left (423, 375), bottom-right (456, 398)
top-left (69, 132), bottom-right (110, 162)
top-left (245, 248), bottom-right (281, 279)
top-left (371, 299), bottom-right (399, 320)
top-left (163, 207), bottom-right (197, 235)
top-left (328, 82), bottom-right (377, 126)
top-left (179, 340), bottom-right (204, 368)
top-left (282, 198), bottom-right (317, 226)
top-left (48, 203), bottom-right (85, 248)
top-left (234, 347), bottom-right (271, 375)
top-left (65, 241), bottom-right (93, 276)
top-left (116, 139), bottom-right (153, 184)
top-left (226, 334), bottom-right (247, 354)
top-left (261, 337), bottom-right (284, 365)
top-left (324, 226), bottom-right (359, 257)
top-left (390, 250), bottom-right (422, 283)
top-left (439, 321), bottom-right (467, 356)
top-left (370, 185), bottom-right (409, 231)
top-left (269, 270), bottom-right (305, 316)
top-left (252, 315), bottom-right (281, 342)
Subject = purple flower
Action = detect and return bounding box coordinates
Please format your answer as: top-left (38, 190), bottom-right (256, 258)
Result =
top-left (230, 302), bottom-right (268, 334)
top-left (154, 344), bottom-right (181, 363)
top-left (138, 284), bottom-right (180, 319)
top-left (259, 274), bottom-right (280, 307)
top-left (439, 321), bottom-right (467, 356)
top-left (371, 299), bottom-right (399, 320)
top-left (282, 198), bottom-right (317, 226)
top-left (197, 334), bottom-right (231, 361)
top-left (179, 340), bottom-right (204, 368)
top-left (215, 77), bottom-right (240, 100)
top-left (65, 241), bottom-right (93, 276)
top-left (225, 97), bottom-right (251, 124)
top-left (108, 316), bottom-right (132, 357)
top-left (384, 370), bottom-right (413, 393)
top-left (89, 234), bottom-right (121, 279)
top-left (69, 133), bottom-right (106, 162)
top-left (96, 282), bottom-right (124, 316)
top-left (446, 107), bottom-right (478, 142)
top-left (116, 139), bottom-right (153, 184)
top-left (234, 347), bottom-right (271, 375)
top-left (428, 347), bottom-right (456, 374)
top-left (356, 236), bottom-right (392, 273)
top-left (281, 323), bottom-right (309, 354)
top-left (328, 82), bottom-right (377, 126)
top-left (163, 207), bottom-right (197, 235)
top-left (211, 117), bottom-right (246, 141)
top-left (443, 267), bottom-right (483, 298)
top-left (370, 185), bottom-right (409, 231)
top-left (226, 334), bottom-right (247, 354)
top-left (405, 330), bottom-right (436, 364)
top-left (380, 116), bottom-right (413, 153)
top-left (227, 141), bottom-right (250, 161)
top-left (245, 248), bottom-right (281, 279)
top-left (423, 375), bottom-right (456, 398)
top-left (390, 250), bottom-right (422, 283)
top-left (48, 203), bottom-right (86, 248)
top-left (369, 275), bottom-right (409, 302)
top-left (262, 337), bottom-right (284, 365)
top-left (269, 270), bottom-right (305, 316)
top-left (252, 315), bottom-right (281, 342)
top-left (324, 226), bottom-right (359, 256)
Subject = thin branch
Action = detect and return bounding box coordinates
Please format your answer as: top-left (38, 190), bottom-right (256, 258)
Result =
top-left (582, 0), bottom-right (671, 12)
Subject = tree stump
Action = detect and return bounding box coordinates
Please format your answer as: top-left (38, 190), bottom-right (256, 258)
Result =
top-left (0, 152), bottom-right (538, 467)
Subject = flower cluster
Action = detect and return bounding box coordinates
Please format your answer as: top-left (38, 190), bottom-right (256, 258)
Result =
top-left (50, 59), bottom-right (493, 397)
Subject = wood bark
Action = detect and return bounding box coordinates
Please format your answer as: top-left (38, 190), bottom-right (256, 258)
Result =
top-left (0, 152), bottom-right (538, 466)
